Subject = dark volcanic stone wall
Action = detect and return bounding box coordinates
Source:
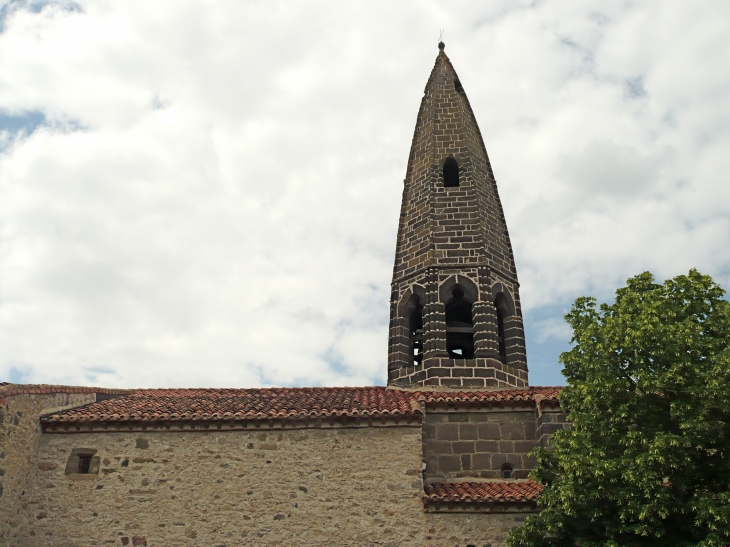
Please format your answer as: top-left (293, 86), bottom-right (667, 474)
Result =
top-left (422, 404), bottom-right (569, 482)
top-left (387, 44), bottom-right (528, 388)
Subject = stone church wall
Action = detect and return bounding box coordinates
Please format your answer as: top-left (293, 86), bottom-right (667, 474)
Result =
top-left (11, 425), bottom-right (430, 546)
top-left (425, 512), bottom-right (530, 546)
top-left (1, 388), bottom-right (565, 546)
top-left (0, 391), bottom-right (98, 543)
top-left (422, 409), bottom-right (538, 481)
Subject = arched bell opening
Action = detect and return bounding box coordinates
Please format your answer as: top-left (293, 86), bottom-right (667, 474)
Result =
top-left (443, 157), bottom-right (459, 187)
top-left (445, 287), bottom-right (474, 359)
top-left (399, 287), bottom-right (426, 368)
top-left (408, 298), bottom-right (424, 366)
top-left (494, 294), bottom-right (509, 363)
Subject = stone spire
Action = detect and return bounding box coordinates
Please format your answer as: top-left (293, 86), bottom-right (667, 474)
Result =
top-left (387, 43), bottom-right (528, 389)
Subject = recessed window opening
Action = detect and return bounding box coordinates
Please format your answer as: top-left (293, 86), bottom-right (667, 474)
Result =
top-left (502, 463), bottom-right (513, 479)
top-left (454, 79), bottom-right (465, 93)
top-left (78, 454), bottom-right (92, 474)
top-left (445, 287), bottom-right (474, 359)
top-left (409, 300), bottom-right (424, 366)
top-left (443, 157), bottom-right (459, 187)
top-left (495, 296), bottom-right (508, 363)
top-left (65, 448), bottom-right (99, 476)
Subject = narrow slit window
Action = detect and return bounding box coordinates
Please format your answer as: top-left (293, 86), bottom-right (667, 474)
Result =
top-left (78, 454), bottom-right (92, 474)
top-left (443, 158), bottom-right (459, 187)
top-left (65, 448), bottom-right (99, 476)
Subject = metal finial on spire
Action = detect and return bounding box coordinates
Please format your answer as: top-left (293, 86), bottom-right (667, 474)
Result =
top-left (438, 30), bottom-right (445, 50)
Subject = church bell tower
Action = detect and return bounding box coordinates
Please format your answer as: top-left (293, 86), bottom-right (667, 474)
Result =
top-left (388, 42), bottom-right (528, 389)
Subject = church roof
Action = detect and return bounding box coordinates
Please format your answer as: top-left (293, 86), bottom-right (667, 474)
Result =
top-left (424, 480), bottom-right (543, 503)
top-left (33, 385), bottom-right (561, 424)
top-left (40, 386), bottom-right (419, 423)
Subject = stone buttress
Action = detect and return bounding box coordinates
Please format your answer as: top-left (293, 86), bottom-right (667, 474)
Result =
top-left (388, 43), bottom-right (528, 388)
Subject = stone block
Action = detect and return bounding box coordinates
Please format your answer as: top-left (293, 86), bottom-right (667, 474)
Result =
top-left (410, 370), bottom-right (426, 384)
top-left (498, 441), bottom-right (514, 453)
top-left (436, 424), bottom-right (459, 441)
top-left (475, 440), bottom-right (499, 452)
top-left (500, 422), bottom-right (526, 440)
top-left (441, 378), bottom-right (462, 388)
top-left (459, 423), bottom-right (478, 440)
top-left (477, 423), bottom-right (500, 440)
top-left (524, 420), bottom-right (536, 440)
top-left (490, 453), bottom-right (507, 468)
top-left (424, 440), bottom-right (453, 455)
top-left (471, 453), bottom-right (491, 470)
top-left (438, 455), bottom-right (462, 473)
top-left (513, 440), bottom-right (536, 454)
top-left (451, 441), bottom-right (475, 454)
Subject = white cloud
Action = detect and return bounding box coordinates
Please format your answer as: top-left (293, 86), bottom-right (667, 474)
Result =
top-left (0, 0), bottom-right (728, 388)
top-left (533, 317), bottom-right (573, 346)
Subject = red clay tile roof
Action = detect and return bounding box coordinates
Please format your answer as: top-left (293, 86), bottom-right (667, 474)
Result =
top-left (424, 481), bottom-right (543, 503)
top-left (418, 386), bottom-right (561, 404)
top-left (28, 385), bottom-right (562, 424)
top-left (41, 387), bottom-right (421, 423)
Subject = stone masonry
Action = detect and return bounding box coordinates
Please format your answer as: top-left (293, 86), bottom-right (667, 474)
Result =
top-left (17, 426), bottom-right (425, 547)
top-left (0, 387), bottom-right (126, 544)
top-left (388, 42), bottom-right (528, 389)
top-left (422, 399), bottom-right (567, 483)
top-left (0, 386), bottom-right (570, 547)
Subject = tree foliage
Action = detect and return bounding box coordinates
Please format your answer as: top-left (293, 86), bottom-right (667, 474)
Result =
top-left (508, 270), bottom-right (730, 547)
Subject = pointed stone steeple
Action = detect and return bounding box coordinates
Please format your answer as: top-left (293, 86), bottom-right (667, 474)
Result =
top-left (387, 43), bottom-right (528, 388)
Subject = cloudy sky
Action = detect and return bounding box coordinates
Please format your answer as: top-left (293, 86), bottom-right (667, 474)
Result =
top-left (1, 0), bottom-right (728, 389)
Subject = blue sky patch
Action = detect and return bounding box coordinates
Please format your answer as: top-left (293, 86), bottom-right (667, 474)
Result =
top-left (7, 366), bottom-right (32, 384)
top-left (0, 110), bottom-right (46, 135)
top-left (523, 303), bottom-right (574, 386)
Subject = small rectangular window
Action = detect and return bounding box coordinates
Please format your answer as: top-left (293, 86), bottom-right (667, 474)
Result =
top-left (64, 448), bottom-right (99, 476)
top-left (78, 454), bottom-right (92, 474)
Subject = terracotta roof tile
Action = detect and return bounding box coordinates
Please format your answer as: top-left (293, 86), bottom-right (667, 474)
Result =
top-left (418, 386), bottom-right (561, 404)
top-left (32, 385), bottom-right (563, 424)
top-left (424, 481), bottom-right (543, 503)
top-left (42, 387), bottom-right (421, 423)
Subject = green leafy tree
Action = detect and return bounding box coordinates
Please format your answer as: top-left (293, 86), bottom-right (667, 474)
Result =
top-left (508, 270), bottom-right (730, 547)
